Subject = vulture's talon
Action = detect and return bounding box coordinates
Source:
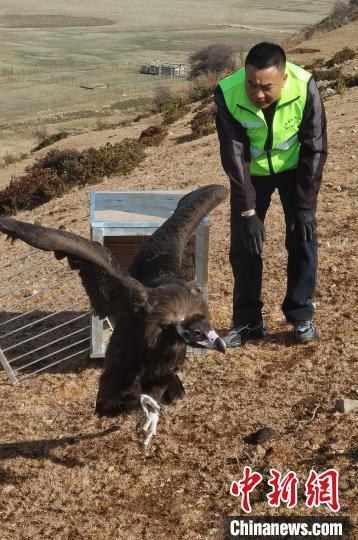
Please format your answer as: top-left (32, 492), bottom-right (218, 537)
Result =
top-left (140, 394), bottom-right (163, 415)
top-left (142, 411), bottom-right (159, 447)
top-left (140, 394), bottom-right (162, 446)
top-left (137, 416), bottom-right (149, 432)
top-left (141, 414), bottom-right (152, 433)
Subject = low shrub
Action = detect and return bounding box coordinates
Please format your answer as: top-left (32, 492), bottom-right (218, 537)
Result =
top-left (335, 77), bottom-right (348, 95)
top-left (189, 71), bottom-right (221, 102)
top-left (139, 124), bottom-right (168, 146)
top-left (311, 67), bottom-right (342, 81)
top-left (335, 74), bottom-right (358, 92)
top-left (289, 47), bottom-right (321, 54)
top-left (188, 44), bottom-right (235, 79)
top-left (304, 58), bottom-right (326, 70)
top-left (151, 72), bottom-right (222, 122)
top-left (30, 148), bottom-right (83, 182)
top-left (190, 104), bottom-right (216, 139)
top-left (32, 131), bottom-right (68, 152)
top-left (162, 104), bottom-right (191, 125)
top-left (342, 74), bottom-right (358, 87)
top-left (152, 86), bottom-right (191, 124)
top-left (0, 139), bottom-right (146, 215)
top-left (192, 96), bottom-right (214, 113)
top-left (85, 139), bottom-right (145, 179)
top-left (326, 47), bottom-right (356, 67)
top-left (152, 87), bottom-right (176, 113)
top-left (0, 169), bottom-right (65, 215)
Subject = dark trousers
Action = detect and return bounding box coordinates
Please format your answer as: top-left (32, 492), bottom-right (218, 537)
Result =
top-left (230, 170), bottom-right (317, 325)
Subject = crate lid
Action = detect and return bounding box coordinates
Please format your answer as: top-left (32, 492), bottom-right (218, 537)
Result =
top-left (90, 190), bottom-right (208, 228)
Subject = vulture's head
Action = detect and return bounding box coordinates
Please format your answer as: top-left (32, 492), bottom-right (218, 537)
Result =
top-left (175, 313), bottom-right (226, 353)
top-left (145, 282), bottom-right (226, 353)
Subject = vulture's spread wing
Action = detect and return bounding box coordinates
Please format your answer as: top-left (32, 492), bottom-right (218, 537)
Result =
top-left (129, 184), bottom-right (228, 284)
top-left (0, 217), bottom-right (148, 317)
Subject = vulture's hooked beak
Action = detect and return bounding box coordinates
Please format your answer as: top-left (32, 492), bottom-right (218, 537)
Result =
top-left (197, 329), bottom-right (226, 354)
top-left (176, 324), bottom-right (226, 353)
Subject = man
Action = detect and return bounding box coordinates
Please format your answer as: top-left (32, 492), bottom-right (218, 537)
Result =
top-left (215, 42), bottom-right (327, 347)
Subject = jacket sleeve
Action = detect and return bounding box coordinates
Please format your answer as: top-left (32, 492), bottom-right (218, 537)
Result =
top-left (295, 77), bottom-right (328, 210)
top-left (214, 86), bottom-right (256, 212)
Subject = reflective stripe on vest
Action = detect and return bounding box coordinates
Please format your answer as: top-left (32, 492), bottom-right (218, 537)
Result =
top-left (219, 62), bottom-right (311, 176)
top-left (240, 121), bottom-right (265, 128)
top-left (251, 133), bottom-right (299, 157)
top-left (275, 133), bottom-right (299, 150)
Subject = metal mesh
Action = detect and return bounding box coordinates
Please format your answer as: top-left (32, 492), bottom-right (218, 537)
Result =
top-left (0, 248), bottom-right (91, 385)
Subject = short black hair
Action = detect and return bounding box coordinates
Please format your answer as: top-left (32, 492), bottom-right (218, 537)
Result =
top-left (245, 42), bottom-right (286, 71)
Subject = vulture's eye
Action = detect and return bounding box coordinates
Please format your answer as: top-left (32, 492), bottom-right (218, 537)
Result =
top-left (192, 329), bottom-right (202, 338)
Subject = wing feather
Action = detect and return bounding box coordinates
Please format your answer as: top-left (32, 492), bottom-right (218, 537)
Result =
top-left (0, 217), bottom-right (148, 313)
top-left (129, 184), bottom-right (228, 284)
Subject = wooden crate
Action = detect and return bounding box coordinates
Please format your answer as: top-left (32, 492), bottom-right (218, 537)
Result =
top-left (103, 235), bottom-right (146, 268)
top-left (90, 190), bottom-right (209, 358)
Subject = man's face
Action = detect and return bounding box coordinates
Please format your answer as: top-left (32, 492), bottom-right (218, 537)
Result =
top-left (245, 64), bottom-right (287, 109)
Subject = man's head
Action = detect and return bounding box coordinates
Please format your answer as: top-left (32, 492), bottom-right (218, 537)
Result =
top-left (245, 42), bottom-right (287, 109)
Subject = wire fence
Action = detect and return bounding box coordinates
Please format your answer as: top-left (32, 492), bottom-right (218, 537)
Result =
top-left (0, 60), bottom-right (189, 76)
top-left (0, 247), bottom-right (91, 385)
top-left (0, 61), bottom-right (161, 77)
top-left (0, 60), bottom-right (188, 121)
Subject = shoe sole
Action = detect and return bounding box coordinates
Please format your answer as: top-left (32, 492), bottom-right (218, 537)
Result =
top-left (295, 332), bottom-right (319, 344)
top-left (225, 332), bottom-right (266, 348)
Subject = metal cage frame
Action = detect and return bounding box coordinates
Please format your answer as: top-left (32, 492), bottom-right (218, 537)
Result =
top-left (0, 248), bottom-right (91, 385)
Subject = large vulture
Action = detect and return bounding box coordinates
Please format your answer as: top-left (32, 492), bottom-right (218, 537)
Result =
top-left (0, 184), bottom-right (228, 445)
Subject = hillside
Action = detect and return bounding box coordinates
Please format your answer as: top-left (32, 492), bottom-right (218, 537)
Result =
top-left (0, 20), bottom-right (357, 540)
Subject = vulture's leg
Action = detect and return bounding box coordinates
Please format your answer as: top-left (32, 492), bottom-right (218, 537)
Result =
top-left (139, 394), bottom-right (164, 447)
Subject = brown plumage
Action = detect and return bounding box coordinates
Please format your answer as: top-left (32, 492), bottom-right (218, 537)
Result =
top-left (0, 184), bottom-right (228, 444)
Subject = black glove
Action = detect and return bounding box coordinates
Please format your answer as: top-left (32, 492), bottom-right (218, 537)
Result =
top-left (293, 209), bottom-right (316, 242)
top-left (241, 214), bottom-right (265, 255)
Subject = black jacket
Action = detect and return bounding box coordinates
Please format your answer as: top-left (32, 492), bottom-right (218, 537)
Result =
top-left (215, 77), bottom-right (327, 212)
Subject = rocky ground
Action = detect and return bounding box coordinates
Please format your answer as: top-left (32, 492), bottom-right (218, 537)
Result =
top-left (0, 22), bottom-right (357, 540)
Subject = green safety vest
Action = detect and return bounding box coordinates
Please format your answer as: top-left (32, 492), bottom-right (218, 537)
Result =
top-left (219, 62), bottom-right (311, 176)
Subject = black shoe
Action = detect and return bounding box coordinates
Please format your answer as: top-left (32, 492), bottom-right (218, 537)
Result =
top-left (223, 321), bottom-right (267, 348)
top-left (293, 320), bottom-right (318, 343)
